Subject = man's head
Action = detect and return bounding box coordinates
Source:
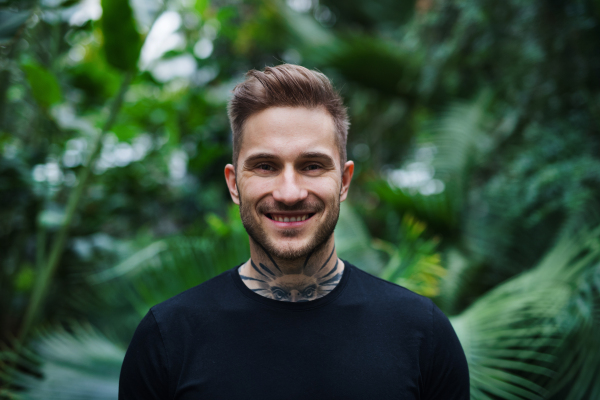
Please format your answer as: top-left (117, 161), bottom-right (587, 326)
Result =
top-left (227, 64), bottom-right (349, 171)
top-left (224, 65), bottom-right (353, 261)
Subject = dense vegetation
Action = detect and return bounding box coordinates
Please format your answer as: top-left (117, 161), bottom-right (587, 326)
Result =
top-left (1, 0), bottom-right (599, 398)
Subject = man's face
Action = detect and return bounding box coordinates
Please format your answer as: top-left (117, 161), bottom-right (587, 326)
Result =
top-left (225, 106), bottom-right (353, 260)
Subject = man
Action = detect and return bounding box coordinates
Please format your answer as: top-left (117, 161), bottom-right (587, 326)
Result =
top-left (119, 64), bottom-right (470, 399)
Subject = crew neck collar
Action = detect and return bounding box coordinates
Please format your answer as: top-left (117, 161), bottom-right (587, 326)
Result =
top-left (230, 260), bottom-right (353, 311)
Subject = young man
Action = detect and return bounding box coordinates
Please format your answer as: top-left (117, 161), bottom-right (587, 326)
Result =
top-left (119, 64), bottom-right (470, 399)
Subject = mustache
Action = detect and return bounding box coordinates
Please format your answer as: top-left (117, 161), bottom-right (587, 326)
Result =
top-left (257, 199), bottom-right (324, 214)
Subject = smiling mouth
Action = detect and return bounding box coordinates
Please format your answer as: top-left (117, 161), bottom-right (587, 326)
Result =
top-left (266, 213), bottom-right (315, 222)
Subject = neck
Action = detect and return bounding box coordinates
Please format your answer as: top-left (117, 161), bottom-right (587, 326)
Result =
top-left (238, 236), bottom-right (345, 302)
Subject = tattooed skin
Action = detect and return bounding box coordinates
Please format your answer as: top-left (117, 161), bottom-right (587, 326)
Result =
top-left (239, 246), bottom-right (343, 302)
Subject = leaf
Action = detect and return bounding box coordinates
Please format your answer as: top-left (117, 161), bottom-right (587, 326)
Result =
top-left (330, 35), bottom-right (421, 98)
top-left (451, 226), bottom-right (600, 399)
top-left (22, 63), bottom-right (62, 109)
top-left (111, 123), bottom-right (139, 142)
top-left (88, 207), bottom-right (250, 316)
top-left (334, 202), bottom-right (384, 275)
top-left (195, 0), bottom-right (210, 16)
top-left (0, 10), bottom-right (31, 43)
top-left (377, 214), bottom-right (445, 297)
top-left (57, 0), bottom-right (82, 8)
top-left (11, 324), bottom-right (124, 400)
top-left (276, 1), bottom-right (336, 52)
top-left (100, 0), bottom-right (142, 71)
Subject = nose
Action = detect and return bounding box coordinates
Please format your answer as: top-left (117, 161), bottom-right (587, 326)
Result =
top-left (290, 290), bottom-right (299, 302)
top-left (272, 166), bottom-right (308, 206)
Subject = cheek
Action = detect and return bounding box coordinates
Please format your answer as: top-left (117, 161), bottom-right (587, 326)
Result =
top-left (239, 178), bottom-right (273, 200)
top-left (310, 176), bottom-right (341, 198)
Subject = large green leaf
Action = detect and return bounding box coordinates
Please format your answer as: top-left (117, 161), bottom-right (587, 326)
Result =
top-left (21, 63), bottom-right (62, 109)
top-left (452, 226), bottom-right (600, 399)
top-left (10, 325), bottom-right (124, 400)
top-left (100, 0), bottom-right (142, 71)
top-left (377, 214), bottom-right (445, 298)
top-left (89, 207), bottom-right (250, 318)
top-left (11, 216), bottom-right (249, 397)
top-left (329, 35), bottom-right (421, 98)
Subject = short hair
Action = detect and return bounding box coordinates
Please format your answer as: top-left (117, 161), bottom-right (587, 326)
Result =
top-left (227, 64), bottom-right (349, 170)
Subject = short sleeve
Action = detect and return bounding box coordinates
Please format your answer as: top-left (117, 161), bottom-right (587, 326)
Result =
top-left (422, 303), bottom-right (470, 399)
top-left (119, 310), bottom-right (170, 400)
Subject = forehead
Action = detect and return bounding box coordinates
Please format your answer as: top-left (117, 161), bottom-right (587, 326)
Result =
top-left (239, 106), bottom-right (338, 163)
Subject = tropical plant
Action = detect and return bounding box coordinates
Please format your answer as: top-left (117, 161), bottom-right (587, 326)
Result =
top-left (0, 203), bottom-right (386, 398)
top-left (2, 0), bottom-right (600, 398)
top-left (451, 225), bottom-right (600, 399)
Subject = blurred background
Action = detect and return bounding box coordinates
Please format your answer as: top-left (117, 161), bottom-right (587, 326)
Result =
top-left (1, 0), bottom-right (600, 398)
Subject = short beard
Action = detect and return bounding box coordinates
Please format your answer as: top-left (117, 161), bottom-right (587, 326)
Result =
top-left (238, 192), bottom-right (340, 261)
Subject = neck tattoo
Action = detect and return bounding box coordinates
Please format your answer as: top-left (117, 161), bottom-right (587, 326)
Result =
top-left (239, 246), bottom-right (344, 302)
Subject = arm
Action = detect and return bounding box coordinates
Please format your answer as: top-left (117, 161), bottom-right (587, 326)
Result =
top-left (422, 304), bottom-right (470, 399)
top-left (119, 310), bottom-right (170, 400)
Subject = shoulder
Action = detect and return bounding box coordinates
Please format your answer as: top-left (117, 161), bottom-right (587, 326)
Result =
top-left (347, 262), bottom-right (434, 310)
top-left (344, 262), bottom-right (438, 332)
top-left (149, 267), bottom-right (237, 324)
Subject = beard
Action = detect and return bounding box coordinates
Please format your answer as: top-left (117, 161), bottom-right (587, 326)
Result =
top-left (238, 192), bottom-right (340, 261)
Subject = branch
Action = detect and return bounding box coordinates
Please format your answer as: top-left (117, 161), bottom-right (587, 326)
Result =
top-left (17, 71), bottom-right (134, 343)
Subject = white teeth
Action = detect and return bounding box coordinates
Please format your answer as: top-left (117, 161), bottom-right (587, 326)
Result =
top-left (271, 214), bottom-right (310, 222)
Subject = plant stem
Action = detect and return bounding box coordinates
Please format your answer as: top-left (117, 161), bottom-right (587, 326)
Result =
top-left (17, 71), bottom-right (133, 343)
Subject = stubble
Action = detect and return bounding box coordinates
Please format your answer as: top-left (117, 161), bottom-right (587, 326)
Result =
top-left (238, 192), bottom-right (340, 261)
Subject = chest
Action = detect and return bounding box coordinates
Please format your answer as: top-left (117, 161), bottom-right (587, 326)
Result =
top-left (167, 308), bottom-right (425, 399)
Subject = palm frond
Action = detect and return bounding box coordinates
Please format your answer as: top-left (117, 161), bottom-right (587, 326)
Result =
top-left (10, 210), bottom-right (251, 398)
top-left (10, 324), bottom-right (124, 400)
top-left (429, 92), bottom-right (493, 214)
top-left (376, 214), bottom-right (445, 297)
top-left (452, 226), bottom-right (600, 399)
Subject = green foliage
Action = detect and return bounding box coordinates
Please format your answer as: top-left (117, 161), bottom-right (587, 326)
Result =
top-left (0, 10), bottom-right (31, 43)
top-left (11, 324), bottom-right (124, 400)
top-left (452, 226), bottom-right (600, 399)
top-left (377, 214), bottom-right (445, 298)
top-left (100, 0), bottom-right (142, 71)
top-left (21, 63), bottom-right (62, 109)
top-left (329, 36), bottom-right (420, 97)
top-left (334, 202), bottom-right (384, 275)
top-left (1, 0), bottom-right (600, 397)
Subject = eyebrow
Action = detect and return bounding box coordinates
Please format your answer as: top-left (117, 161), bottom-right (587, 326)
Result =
top-left (243, 153), bottom-right (278, 166)
top-left (298, 152), bottom-right (335, 164)
top-left (243, 151), bottom-right (335, 166)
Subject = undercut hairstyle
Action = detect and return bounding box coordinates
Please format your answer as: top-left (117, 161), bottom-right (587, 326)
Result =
top-left (227, 64), bottom-right (349, 170)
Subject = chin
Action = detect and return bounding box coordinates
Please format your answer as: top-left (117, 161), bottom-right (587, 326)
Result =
top-left (265, 239), bottom-right (316, 260)
top-left (265, 233), bottom-right (332, 261)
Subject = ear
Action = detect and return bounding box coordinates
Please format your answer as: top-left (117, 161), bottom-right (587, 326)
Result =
top-left (339, 160), bottom-right (354, 202)
top-left (224, 164), bottom-right (240, 205)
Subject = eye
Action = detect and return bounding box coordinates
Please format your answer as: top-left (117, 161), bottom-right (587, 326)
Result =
top-left (257, 163), bottom-right (274, 171)
top-left (304, 164), bottom-right (322, 171)
top-left (272, 288), bottom-right (288, 300)
top-left (303, 288), bottom-right (315, 298)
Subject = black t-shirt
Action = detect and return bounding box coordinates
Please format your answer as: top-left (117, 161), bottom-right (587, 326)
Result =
top-left (119, 262), bottom-right (469, 399)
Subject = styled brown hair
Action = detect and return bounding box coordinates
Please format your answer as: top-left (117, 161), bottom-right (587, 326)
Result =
top-left (227, 64), bottom-right (349, 169)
